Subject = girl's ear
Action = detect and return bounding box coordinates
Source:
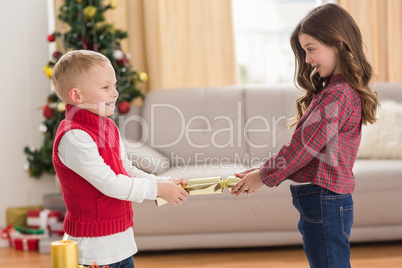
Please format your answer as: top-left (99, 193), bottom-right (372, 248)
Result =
top-left (69, 88), bottom-right (83, 104)
top-left (339, 41), bottom-right (344, 51)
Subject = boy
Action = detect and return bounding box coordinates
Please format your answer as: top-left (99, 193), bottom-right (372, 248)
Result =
top-left (52, 50), bottom-right (188, 267)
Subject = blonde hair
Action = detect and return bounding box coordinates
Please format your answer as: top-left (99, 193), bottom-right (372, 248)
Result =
top-left (289, 3), bottom-right (379, 127)
top-left (52, 50), bottom-right (111, 103)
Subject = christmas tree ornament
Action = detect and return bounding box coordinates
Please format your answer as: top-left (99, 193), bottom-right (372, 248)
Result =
top-left (43, 66), bottom-right (53, 78)
top-left (118, 58), bottom-right (129, 67)
top-left (83, 6), bottom-right (97, 18)
top-left (57, 102), bottom-right (66, 113)
top-left (38, 124), bottom-right (48, 134)
top-left (52, 51), bottom-right (62, 59)
top-left (43, 105), bottom-right (54, 119)
top-left (110, 0), bottom-right (118, 9)
top-left (139, 72), bottom-right (148, 82)
top-left (48, 102), bottom-right (58, 109)
top-left (118, 101), bottom-right (130, 114)
top-left (113, 49), bottom-right (124, 60)
top-left (47, 33), bottom-right (56, 42)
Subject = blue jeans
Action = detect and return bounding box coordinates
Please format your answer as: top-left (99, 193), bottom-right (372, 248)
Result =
top-left (291, 184), bottom-right (354, 268)
top-left (104, 256), bottom-right (134, 268)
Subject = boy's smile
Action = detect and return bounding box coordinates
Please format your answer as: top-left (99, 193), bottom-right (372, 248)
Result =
top-left (74, 63), bottom-right (118, 117)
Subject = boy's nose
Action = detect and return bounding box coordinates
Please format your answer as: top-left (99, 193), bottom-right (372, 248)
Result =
top-left (112, 87), bottom-right (119, 98)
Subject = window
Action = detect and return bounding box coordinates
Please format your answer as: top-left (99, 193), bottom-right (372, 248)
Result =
top-left (232, 0), bottom-right (334, 85)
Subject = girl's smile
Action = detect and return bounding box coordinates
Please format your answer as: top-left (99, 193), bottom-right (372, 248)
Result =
top-left (298, 33), bottom-right (342, 78)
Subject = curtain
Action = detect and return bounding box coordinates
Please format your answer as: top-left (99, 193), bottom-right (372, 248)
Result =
top-left (125, 0), bottom-right (238, 91)
top-left (338, 0), bottom-right (402, 82)
top-left (54, 0), bottom-right (238, 92)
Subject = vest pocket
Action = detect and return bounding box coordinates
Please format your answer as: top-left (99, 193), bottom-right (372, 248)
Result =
top-left (96, 195), bottom-right (126, 220)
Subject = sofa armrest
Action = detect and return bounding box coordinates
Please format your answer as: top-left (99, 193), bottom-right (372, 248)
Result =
top-left (123, 138), bottom-right (171, 175)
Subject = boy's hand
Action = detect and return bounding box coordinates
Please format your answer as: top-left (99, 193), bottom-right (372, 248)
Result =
top-left (231, 169), bottom-right (264, 196)
top-left (157, 181), bottom-right (188, 206)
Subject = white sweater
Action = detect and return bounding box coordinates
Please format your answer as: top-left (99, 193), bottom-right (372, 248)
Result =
top-left (58, 129), bottom-right (170, 265)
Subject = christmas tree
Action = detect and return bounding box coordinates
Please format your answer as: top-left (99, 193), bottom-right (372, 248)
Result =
top-left (24, 0), bottom-right (146, 178)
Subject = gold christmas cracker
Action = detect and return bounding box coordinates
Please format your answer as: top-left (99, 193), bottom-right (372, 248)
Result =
top-left (156, 176), bottom-right (241, 206)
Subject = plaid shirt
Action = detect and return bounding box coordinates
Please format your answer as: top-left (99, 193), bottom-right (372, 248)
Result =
top-left (260, 74), bottom-right (362, 194)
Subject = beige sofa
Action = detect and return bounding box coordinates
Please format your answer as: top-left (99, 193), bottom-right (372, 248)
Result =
top-left (120, 83), bottom-right (402, 251)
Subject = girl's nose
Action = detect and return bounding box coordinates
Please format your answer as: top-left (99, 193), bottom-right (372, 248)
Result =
top-left (305, 55), bottom-right (312, 64)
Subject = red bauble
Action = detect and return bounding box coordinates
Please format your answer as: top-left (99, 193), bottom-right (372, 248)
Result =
top-left (43, 105), bottom-right (54, 119)
top-left (47, 34), bottom-right (56, 42)
top-left (52, 51), bottom-right (62, 59)
top-left (118, 56), bottom-right (129, 67)
top-left (118, 101), bottom-right (130, 114)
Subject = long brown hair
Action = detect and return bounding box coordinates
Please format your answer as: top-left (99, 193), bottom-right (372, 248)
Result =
top-left (289, 3), bottom-right (378, 127)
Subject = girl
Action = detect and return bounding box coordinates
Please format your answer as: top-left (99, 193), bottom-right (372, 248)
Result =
top-left (231, 3), bottom-right (379, 267)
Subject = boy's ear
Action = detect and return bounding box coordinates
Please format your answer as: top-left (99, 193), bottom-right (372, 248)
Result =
top-left (69, 88), bottom-right (83, 104)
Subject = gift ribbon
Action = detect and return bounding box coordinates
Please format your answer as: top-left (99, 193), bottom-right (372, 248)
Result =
top-left (156, 176), bottom-right (241, 206)
top-left (0, 225), bottom-right (12, 247)
top-left (22, 237), bottom-right (28, 251)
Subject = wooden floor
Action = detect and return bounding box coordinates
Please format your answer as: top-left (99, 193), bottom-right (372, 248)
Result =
top-left (3, 241), bottom-right (402, 268)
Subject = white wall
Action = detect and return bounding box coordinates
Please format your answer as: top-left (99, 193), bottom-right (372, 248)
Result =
top-left (0, 0), bottom-right (56, 227)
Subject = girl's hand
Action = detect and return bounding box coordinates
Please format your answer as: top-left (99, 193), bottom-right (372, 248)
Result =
top-left (171, 178), bottom-right (184, 185)
top-left (171, 178), bottom-right (188, 188)
top-left (235, 167), bottom-right (259, 178)
top-left (231, 169), bottom-right (264, 196)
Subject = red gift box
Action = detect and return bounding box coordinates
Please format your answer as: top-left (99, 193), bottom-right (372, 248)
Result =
top-left (0, 225), bottom-right (22, 248)
top-left (13, 235), bottom-right (42, 251)
top-left (27, 209), bottom-right (63, 229)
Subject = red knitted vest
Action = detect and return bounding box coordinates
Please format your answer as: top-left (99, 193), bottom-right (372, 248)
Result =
top-left (52, 105), bottom-right (134, 237)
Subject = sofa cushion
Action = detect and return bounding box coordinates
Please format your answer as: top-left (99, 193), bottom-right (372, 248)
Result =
top-left (357, 101), bottom-right (402, 159)
top-left (124, 138), bottom-right (171, 175)
top-left (353, 159), bottom-right (402, 226)
top-left (141, 87), bottom-right (248, 165)
top-left (243, 86), bottom-right (299, 160)
top-left (373, 82), bottom-right (402, 102)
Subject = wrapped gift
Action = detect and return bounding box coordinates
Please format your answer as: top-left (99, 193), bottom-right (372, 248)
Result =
top-left (0, 225), bottom-right (22, 248)
top-left (14, 234), bottom-right (43, 251)
top-left (156, 176), bottom-right (241, 206)
top-left (27, 209), bottom-right (63, 230)
top-left (49, 222), bottom-right (64, 237)
top-left (0, 226), bottom-right (11, 247)
top-left (6, 205), bottom-right (42, 227)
